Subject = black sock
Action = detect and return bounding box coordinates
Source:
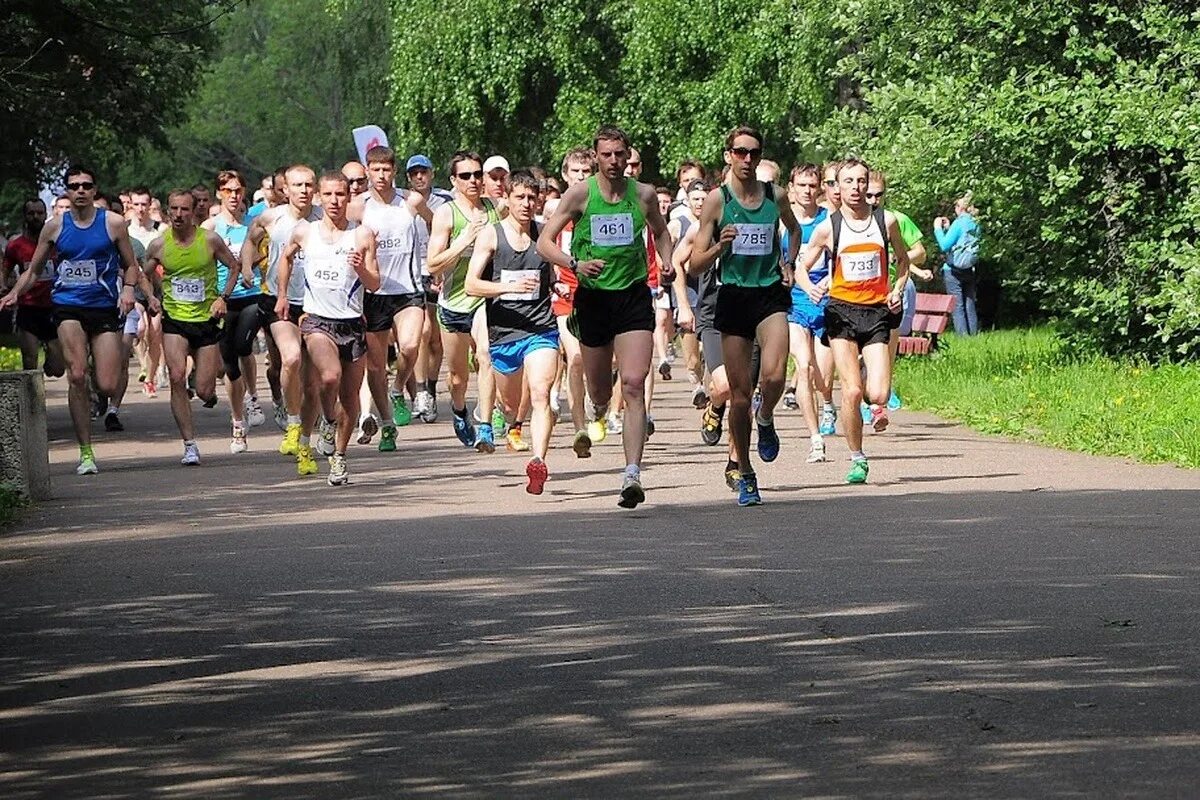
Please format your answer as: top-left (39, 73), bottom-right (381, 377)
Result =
top-left (725, 459), bottom-right (738, 472)
top-left (453, 405), bottom-right (467, 418)
top-left (426, 379), bottom-right (437, 393)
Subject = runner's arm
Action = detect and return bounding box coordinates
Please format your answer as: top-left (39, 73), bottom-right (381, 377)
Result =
top-left (425, 204), bottom-right (473, 277)
top-left (775, 185), bottom-right (802, 287)
top-left (274, 226), bottom-right (304, 320)
top-left (109, 215), bottom-right (141, 313)
top-left (675, 225), bottom-right (697, 276)
top-left (240, 214), bottom-right (268, 285)
top-left (535, 181), bottom-right (588, 271)
top-left (142, 238), bottom-right (164, 294)
top-left (207, 231), bottom-right (242, 299)
top-left (688, 189), bottom-right (733, 273)
top-left (797, 221), bottom-right (831, 303)
top-left (885, 212), bottom-right (911, 307)
top-left (640, 183), bottom-right (674, 281)
top-left (353, 225), bottom-right (380, 292)
top-left (0, 219), bottom-right (59, 308)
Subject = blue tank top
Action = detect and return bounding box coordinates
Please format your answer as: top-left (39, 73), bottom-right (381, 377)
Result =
top-left (787, 206), bottom-right (830, 308)
top-left (213, 216), bottom-right (260, 299)
top-left (52, 209), bottom-right (122, 309)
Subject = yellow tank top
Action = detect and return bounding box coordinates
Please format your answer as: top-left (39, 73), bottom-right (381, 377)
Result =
top-left (162, 228), bottom-right (218, 322)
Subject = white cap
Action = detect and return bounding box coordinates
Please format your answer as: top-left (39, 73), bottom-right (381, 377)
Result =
top-left (482, 155), bottom-right (510, 175)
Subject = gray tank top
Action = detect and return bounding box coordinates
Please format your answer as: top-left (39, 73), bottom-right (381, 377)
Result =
top-left (485, 221), bottom-right (555, 346)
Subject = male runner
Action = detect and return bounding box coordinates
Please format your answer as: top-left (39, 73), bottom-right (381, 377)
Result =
top-left (690, 126), bottom-right (801, 506)
top-left (276, 171), bottom-right (379, 485)
top-left (406, 154), bottom-right (452, 423)
top-left (798, 159), bottom-right (911, 484)
top-left (342, 161), bottom-right (369, 200)
top-left (667, 178), bottom-right (708, 406)
top-left (351, 145), bottom-right (432, 451)
top-left (466, 170), bottom-right (561, 494)
top-left (0, 166), bottom-right (144, 474)
top-left (52, 195), bottom-right (72, 217)
top-left (427, 151), bottom-right (501, 451)
top-left (537, 125), bottom-right (674, 508)
top-left (482, 156), bottom-right (510, 203)
top-left (191, 183), bottom-right (213, 221)
top-left (624, 148), bottom-right (643, 179)
top-left (126, 186), bottom-right (164, 394)
top-left (142, 190), bottom-right (241, 465)
top-left (2, 198), bottom-right (64, 376)
top-left (244, 166), bottom-right (287, 428)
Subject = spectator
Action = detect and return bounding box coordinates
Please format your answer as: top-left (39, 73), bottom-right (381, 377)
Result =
top-left (935, 193), bottom-right (981, 335)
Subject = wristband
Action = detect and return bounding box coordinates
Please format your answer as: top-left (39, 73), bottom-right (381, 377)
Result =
top-left (568, 257), bottom-right (578, 271)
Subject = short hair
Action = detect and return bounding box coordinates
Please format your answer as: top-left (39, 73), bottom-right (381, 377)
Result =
top-left (167, 188), bottom-right (196, 207)
top-left (129, 185), bottom-right (152, 199)
top-left (285, 163), bottom-right (315, 181)
top-left (868, 170), bottom-right (888, 187)
top-left (23, 197), bottom-right (46, 211)
top-left (509, 169), bottom-right (540, 195)
top-left (561, 147), bottom-right (595, 173)
top-left (823, 160), bottom-right (844, 176)
top-left (319, 170), bottom-right (349, 188)
top-left (686, 179), bottom-right (708, 194)
top-left (837, 158), bottom-right (871, 178)
top-left (216, 170), bottom-right (244, 189)
top-left (366, 146), bottom-right (395, 166)
top-left (190, 182), bottom-right (210, 194)
top-left (545, 176), bottom-right (564, 194)
top-left (789, 163), bottom-right (820, 182)
top-left (65, 164), bottom-right (96, 184)
top-left (724, 125), bottom-right (764, 150)
top-left (55, 194), bottom-right (70, 204)
top-left (448, 150), bottom-right (483, 177)
top-left (273, 165), bottom-right (289, 180)
top-left (654, 185), bottom-right (671, 196)
top-left (109, 198), bottom-right (124, 214)
top-left (592, 125), bottom-right (631, 152)
top-left (675, 159), bottom-right (704, 184)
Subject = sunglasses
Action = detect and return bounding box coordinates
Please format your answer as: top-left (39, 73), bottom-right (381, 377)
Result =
top-left (347, 177), bottom-right (367, 184)
top-left (866, 191), bottom-right (885, 199)
top-left (729, 147), bottom-right (762, 159)
top-left (455, 170), bottom-right (484, 181)
top-left (66, 181), bottom-right (95, 191)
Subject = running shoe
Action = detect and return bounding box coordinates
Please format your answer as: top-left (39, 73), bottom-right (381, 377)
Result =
top-left (327, 453), bottom-right (349, 486)
top-left (230, 424), bottom-right (248, 454)
top-left (737, 473), bottom-right (763, 506)
top-left (491, 407), bottom-right (508, 436)
top-left (137, 370), bottom-right (147, 384)
top-left (246, 397), bottom-right (266, 427)
top-left (104, 411), bottom-right (123, 432)
top-left (607, 412), bottom-right (623, 435)
top-left (756, 417), bottom-right (781, 462)
top-left (847, 458), bottom-right (870, 484)
top-left (806, 438), bottom-right (827, 464)
top-left (413, 390), bottom-right (430, 421)
top-left (818, 406), bottom-right (837, 436)
top-left (378, 425), bottom-right (397, 452)
top-left (587, 416), bottom-right (608, 444)
top-left (870, 405), bottom-right (890, 433)
top-left (645, 415), bottom-right (656, 439)
top-left (525, 457), bottom-right (548, 495)
top-left (317, 418), bottom-right (337, 456)
top-left (424, 391), bottom-right (439, 423)
top-left (393, 395), bottom-right (413, 427)
top-left (572, 430), bottom-right (592, 459)
top-left (474, 422), bottom-right (496, 454)
top-left (201, 394), bottom-right (218, 409)
top-left (143, 380), bottom-right (157, 398)
top-left (297, 445), bottom-right (318, 476)
top-left (658, 359), bottom-right (672, 381)
top-left (701, 402), bottom-right (723, 446)
top-left (273, 404), bottom-right (288, 431)
top-left (751, 387), bottom-right (762, 417)
top-left (506, 426), bottom-right (530, 452)
top-left (783, 389), bottom-right (798, 410)
top-left (887, 390), bottom-right (902, 411)
top-left (724, 465), bottom-right (741, 491)
top-left (181, 442), bottom-right (201, 466)
top-left (691, 385), bottom-right (708, 410)
top-left (860, 402), bottom-right (872, 425)
top-left (667, 342), bottom-right (677, 363)
top-left (279, 423), bottom-right (301, 456)
top-left (76, 453), bottom-right (99, 476)
top-left (452, 413), bottom-right (475, 447)
top-left (618, 474), bottom-right (645, 509)
top-left (358, 415), bottom-right (378, 445)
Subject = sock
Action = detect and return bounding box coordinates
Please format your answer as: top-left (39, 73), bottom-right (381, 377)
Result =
top-left (184, 439), bottom-right (196, 447)
top-left (232, 418), bottom-right (244, 428)
top-left (756, 410), bottom-right (773, 426)
top-left (287, 414), bottom-right (301, 426)
top-left (335, 450), bottom-right (345, 457)
top-left (811, 433), bottom-right (823, 444)
top-left (714, 403), bottom-right (727, 419)
top-left (323, 415), bottom-right (336, 428)
top-left (105, 404), bottom-right (119, 415)
top-left (80, 444), bottom-right (93, 458)
top-left (426, 379), bottom-right (436, 393)
top-left (511, 422), bottom-right (523, 433)
top-left (389, 388), bottom-right (401, 400)
top-left (851, 450), bottom-right (866, 462)
top-left (824, 402), bottom-right (835, 412)
top-left (300, 435), bottom-right (311, 447)
top-left (592, 401), bottom-right (609, 421)
top-left (725, 459), bottom-right (738, 472)
top-left (453, 405), bottom-right (467, 418)
top-left (624, 464), bottom-right (640, 478)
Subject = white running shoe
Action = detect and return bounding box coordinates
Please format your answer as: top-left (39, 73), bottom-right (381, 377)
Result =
top-left (806, 438), bottom-right (827, 464)
top-left (230, 424), bottom-right (248, 454)
top-left (245, 396), bottom-right (266, 427)
top-left (181, 442), bottom-right (201, 466)
top-left (317, 418), bottom-right (337, 456)
top-left (327, 453), bottom-right (349, 486)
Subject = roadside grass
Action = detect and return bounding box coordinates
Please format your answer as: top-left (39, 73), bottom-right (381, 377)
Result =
top-left (0, 483), bottom-right (25, 529)
top-left (894, 327), bottom-right (1200, 469)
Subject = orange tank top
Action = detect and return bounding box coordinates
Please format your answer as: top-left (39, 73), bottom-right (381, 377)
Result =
top-left (830, 210), bottom-right (888, 306)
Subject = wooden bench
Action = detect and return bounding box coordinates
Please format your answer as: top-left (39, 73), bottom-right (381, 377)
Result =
top-left (898, 293), bottom-right (956, 355)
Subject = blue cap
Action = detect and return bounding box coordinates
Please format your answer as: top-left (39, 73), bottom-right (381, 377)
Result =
top-left (406, 154), bottom-right (433, 172)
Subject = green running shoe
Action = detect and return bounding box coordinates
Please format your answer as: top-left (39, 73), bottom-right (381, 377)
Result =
top-left (378, 425), bottom-right (397, 452)
top-left (847, 458), bottom-right (869, 484)
top-left (392, 395), bottom-right (413, 427)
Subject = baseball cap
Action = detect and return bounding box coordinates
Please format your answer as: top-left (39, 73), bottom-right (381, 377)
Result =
top-left (482, 155), bottom-right (510, 174)
top-left (406, 154), bottom-right (433, 172)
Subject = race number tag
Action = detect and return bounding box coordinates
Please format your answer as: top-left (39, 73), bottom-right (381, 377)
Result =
top-left (171, 277), bottom-right (206, 302)
top-left (499, 269), bottom-right (540, 301)
top-left (732, 223), bottom-right (773, 256)
top-left (58, 259), bottom-right (97, 287)
top-left (841, 252), bottom-right (881, 282)
top-left (591, 213), bottom-right (634, 247)
top-left (307, 263), bottom-right (345, 289)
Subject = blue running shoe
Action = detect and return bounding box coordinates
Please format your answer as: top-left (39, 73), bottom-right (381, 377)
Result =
top-left (738, 473), bottom-right (762, 506)
top-left (474, 422), bottom-right (496, 454)
top-left (887, 390), bottom-right (902, 411)
top-left (819, 406), bottom-right (837, 436)
top-left (453, 413), bottom-right (475, 447)
top-left (860, 402), bottom-right (872, 424)
top-left (756, 418), bottom-right (781, 462)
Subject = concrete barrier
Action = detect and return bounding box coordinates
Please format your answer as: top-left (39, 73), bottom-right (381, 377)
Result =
top-left (0, 370), bottom-right (51, 500)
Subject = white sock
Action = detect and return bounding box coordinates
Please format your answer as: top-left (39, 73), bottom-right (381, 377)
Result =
top-left (287, 414), bottom-right (301, 426)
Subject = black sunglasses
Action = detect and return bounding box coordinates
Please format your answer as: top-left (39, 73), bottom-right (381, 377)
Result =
top-left (866, 191), bottom-right (885, 199)
top-left (66, 181), bottom-right (95, 191)
top-left (729, 147), bottom-right (762, 159)
top-left (455, 170), bottom-right (484, 180)
top-left (347, 176), bottom-right (367, 184)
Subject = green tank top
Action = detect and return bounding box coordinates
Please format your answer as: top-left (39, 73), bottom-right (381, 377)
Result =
top-left (571, 176), bottom-right (647, 291)
top-left (439, 198), bottom-right (500, 313)
top-left (161, 228), bottom-right (218, 322)
top-left (718, 182), bottom-right (782, 288)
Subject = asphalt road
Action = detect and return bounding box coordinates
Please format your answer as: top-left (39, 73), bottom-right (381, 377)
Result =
top-left (2, 364), bottom-right (1199, 798)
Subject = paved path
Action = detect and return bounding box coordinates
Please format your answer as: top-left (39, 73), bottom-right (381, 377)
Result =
top-left (2, 365), bottom-right (1199, 798)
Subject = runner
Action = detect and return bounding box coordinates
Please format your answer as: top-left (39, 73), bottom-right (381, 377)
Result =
top-left (142, 189), bottom-right (241, 465)
top-left (406, 154), bottom-right (452, 424)
top-left (482, 156), bottom-right (510, 203)
top-left (351, 145), bottom-right (432, 452)
top-left (275, 170), bottom-right (379, 485)
top-left (2, 198), bottom-right (64, 377)
top-left (342, 161), bottom-right (369, 200)
top-left (798, 158), bottom-right (912, 484)
top-left (690, 126), bottom-right (801, 506)
top-left (465, 170), bottom-right (561, 493)
top-left (625, 148), bottom-right (643, 179)
top-left (666, 178), bottom-right (708, 407)
top-left (241, 164), bottom-right (323, 475)
top-left (426, 150), bottom-right (501, 451)
top-left (0, 165), bottom-right (144, 475)
top-left (245, 166), bottom-right (288, 428)
top-left (126, 186), bottom-right (164, 395)
top-left (537, 125), bottom-right (674, 508)
top-left (190, 183), bottom-right (213, 221)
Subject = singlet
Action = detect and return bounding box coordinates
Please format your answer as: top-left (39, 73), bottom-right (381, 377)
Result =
top-left (438, 198), bottom-right (500, 313)
top-left (128, 220), bottom-right (161, 251)
top-left (414, 189), bottom-right (453, 277)
top-left (786, 206), bottom-right (830, 308)
top-left (570, 176), bottom-right (647, 291)
top-left (716, 181), bottom-right (782, 288)
top-left (52, 209), bottom-right (122, 309)
top-left (212, 215), bottom-right (260, 300)
top-left (485, 221), bottom-right (555, 346)
top-left (362, 192), bottom-right (419, 295)
top-left (161, 227), bottom-right (219, 323)
top-left (673, 215), bottom-right (700, 293)
top-left (266, 206), bottom-right (323, 302)
top-left (4, 234), bottom-right (53, 308)
top-left (829, 209), bottom-right (889, 306)
top-left (301, 221), bottom-right (363, 320)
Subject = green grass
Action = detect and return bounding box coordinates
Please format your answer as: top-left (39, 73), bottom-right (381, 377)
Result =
top-left (0, 346), bottom-right (20, 371)
top-left (894, 327), bottom-right (1200, 469)
top-left (0, 483), bottom-right (25, 529)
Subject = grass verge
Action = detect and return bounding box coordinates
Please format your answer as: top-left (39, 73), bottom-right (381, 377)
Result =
top-left (0, 483), bottom-right (25, 529)
top-left (894, 327), bottom-right (1200, 469)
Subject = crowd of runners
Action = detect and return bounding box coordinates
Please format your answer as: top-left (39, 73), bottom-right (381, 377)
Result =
top-left (2, 123), bottom-right (957, 508)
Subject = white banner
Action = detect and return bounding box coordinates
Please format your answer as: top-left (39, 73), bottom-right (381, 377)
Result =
top-left (352, 125), bottom-right (389, 165)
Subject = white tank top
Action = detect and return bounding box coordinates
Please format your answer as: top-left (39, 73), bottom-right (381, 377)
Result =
top-left (266, 207), bottom-right (323, 301)
top-left (301, 221), bottom-right (363, 320)
top-left (362, 193), bottom-right (418, 294)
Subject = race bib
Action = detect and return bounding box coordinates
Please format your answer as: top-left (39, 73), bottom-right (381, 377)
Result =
top-left (307, 263), bottom-right (346, 289)
top-left (732, 223), bottom-right (773, 256)
top-left (499, 269), bottom-right (540, 302)
top-left (58, 259), bottom-right (97, 287)
top-left (171, 276), bottom-right (206, 303)
top-left (841, 251), bottom-right (882, 282)
top-left (591, 213), bottom-right (635, 247)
